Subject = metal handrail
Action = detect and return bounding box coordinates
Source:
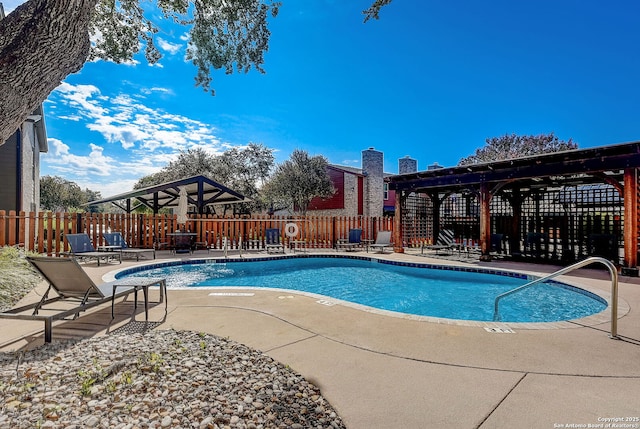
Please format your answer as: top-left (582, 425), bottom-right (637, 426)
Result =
top-left (493, 257), bottom-right (619, 339)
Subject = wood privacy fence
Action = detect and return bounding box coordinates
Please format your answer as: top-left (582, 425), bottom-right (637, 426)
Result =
top-left (0, 211), bottom-right (394, 255)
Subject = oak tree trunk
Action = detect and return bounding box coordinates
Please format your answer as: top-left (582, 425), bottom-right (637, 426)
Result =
top-left (0, 0), bottom-right (96, 144)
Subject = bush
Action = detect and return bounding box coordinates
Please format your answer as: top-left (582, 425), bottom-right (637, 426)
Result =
top-left (0, 246), bottom-right (42, 312)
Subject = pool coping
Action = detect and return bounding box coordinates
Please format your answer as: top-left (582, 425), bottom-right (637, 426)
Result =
top-left (102, 253), bottom-right (627, 331)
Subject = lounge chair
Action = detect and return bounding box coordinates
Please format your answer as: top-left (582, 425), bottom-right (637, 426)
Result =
top-left (0, 257), bottom-right (165, 343)
top-left (422, 229), bottom-right (456, 255)
top-left (490, 233), bottom-right (507, 257)
top-left (336, 228), bottom-right (363, 252)
top-left (63, 233), bottom-right (121, 266)
top-left (524, 232), bottom-right (547, 259)
top-left (265, 228), bottom-right (284, 254)
top-left (370, 231), bottom-right (393, 253)
top-left (103, 232), bottom-right (156, 261)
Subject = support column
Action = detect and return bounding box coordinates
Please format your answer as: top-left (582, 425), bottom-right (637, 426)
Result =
top-left (393, 190), bottom-right (405, 253)
top-left (479, 182), bottom-right (492, 261)
top-left (623, 168), bottom-right (638, 276)
top-left (430, 191), bottom-right (441, 245)
top-left (510, 186), bottom-right (522, 256)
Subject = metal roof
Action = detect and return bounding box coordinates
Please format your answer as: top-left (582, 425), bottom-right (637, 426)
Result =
top-left (85, 175), bottom-right (248, 214)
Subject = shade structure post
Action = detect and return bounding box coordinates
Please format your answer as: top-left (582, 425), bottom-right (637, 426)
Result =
top-left (623, 168), bottom-right (638, 276)
top-left (393, 190), bottom-right (405, 253)
top-left (479, 182), bottom-right (492, 261)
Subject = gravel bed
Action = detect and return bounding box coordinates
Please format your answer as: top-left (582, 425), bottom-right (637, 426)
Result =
top-left (0, 329), bottom-right (346, 429)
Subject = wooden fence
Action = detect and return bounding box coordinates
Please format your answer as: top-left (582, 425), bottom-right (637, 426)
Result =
top-left (0, 211), bottom-right (394, 255)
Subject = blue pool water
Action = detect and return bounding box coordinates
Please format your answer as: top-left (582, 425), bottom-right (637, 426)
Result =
top-left (117, 256), bottom-right (607, 323)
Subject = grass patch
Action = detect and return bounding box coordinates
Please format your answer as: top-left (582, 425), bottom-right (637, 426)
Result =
top-left (0, 247), bottom-right (42, 312)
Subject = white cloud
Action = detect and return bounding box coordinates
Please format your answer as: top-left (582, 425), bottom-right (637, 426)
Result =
top-left (44, 138), bottom-right (161, 196)
top-left (157, 37), bottom-right (182, 55)
top-left (78, 178), bottom-right (139, 200)
top-left (141, 87), bottom-right (175, 96)
top-left (44, 81), bottom-right (251, 196)
top-left (49, 84), bottom-right (228, 153)
top-left (45, 139), bottom-right (115, 177)
top-left (54, 82), bottom-right (107, 119)
top-left (342, 159), bottom-right (360, 165)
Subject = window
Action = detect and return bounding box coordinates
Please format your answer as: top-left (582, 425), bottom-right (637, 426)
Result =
top-left (383, 182), bottom-right (389, 200)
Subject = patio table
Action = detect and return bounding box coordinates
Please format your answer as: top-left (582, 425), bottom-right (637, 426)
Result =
top-left (110, 277), bottom-right (167, 320)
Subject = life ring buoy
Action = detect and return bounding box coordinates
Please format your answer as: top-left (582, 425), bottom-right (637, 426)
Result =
top-left (284, 222), bottom-right (299, 238)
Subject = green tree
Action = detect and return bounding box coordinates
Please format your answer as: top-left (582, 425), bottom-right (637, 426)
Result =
top-left (83, 188), bottom-right (104, 213)
top-left (0, 0), bottom-right (391, 144)
top-left (262, 149), bottom-right (334, 215)
top-left (134, 143), bottom-right (275, 213)
top-left (40, 175), bottom-right (102, 212)
top-left (458, 132), bottom-right (578, 166)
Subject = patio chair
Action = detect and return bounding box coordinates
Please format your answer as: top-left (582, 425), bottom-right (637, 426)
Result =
top-left (524, 232), bottom-right (547, 259)
top-left (103, 232), bottom-right (156, 261)
top-left (336, 228), bottom-right (363, 252)
top-left (0, 256), bottom-right (144, 343)
top-left (63, 233), bottom-right (121, 266)
top-left (490, 233), bottom-right (507, 257)
top-left (265, 228), bottom-right (285, 254)
top-left (422, 229), bottom-right (456, 255)
top-left (587, 233), bottom-right (619, 263)
top-left (370, 231), bottom-right (393, 253)
top-left (168, 231), bottom-right (195, 254)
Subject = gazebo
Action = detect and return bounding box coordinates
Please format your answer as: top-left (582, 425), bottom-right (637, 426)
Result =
top-left (388, 141), bottom-right (640, 275)
top-left (85, 175), bottom-right (249, 214)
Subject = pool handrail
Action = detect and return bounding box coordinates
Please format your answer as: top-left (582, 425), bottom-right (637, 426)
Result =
top-left (492, 257), bottom-right (619, 339)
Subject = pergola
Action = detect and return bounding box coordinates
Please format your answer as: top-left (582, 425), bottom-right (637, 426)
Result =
top-left (388, 141), bottom-right (640, 274)
top-left (85, 175), bottom-right (249, 214)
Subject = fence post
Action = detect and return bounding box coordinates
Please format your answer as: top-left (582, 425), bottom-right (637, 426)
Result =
top-left (17, 211), bottom-right (26, 247)
top-left (37, 212), bottom-right (45, 254)
top-left (28, 211), bottom-right (36, 251)
top-left (7, 210), bottom-right (16, 247)
top-left (0, 210), bottom-right (5, 247)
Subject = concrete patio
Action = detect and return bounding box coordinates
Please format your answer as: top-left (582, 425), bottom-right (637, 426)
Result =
top-left (1, 250), bottom-right (639, 428)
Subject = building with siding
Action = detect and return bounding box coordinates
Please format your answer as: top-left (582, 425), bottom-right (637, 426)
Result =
top-left (0, 105), bottom-right (48, 212)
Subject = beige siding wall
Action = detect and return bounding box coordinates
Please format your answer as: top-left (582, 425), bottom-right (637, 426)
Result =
top-left (21, 122), bottom-right (38, 212)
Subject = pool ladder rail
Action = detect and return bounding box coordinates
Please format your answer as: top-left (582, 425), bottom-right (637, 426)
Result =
top-left (492, 257), bottom-right (619, 339)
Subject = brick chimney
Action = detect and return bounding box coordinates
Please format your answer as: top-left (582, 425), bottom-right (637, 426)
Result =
top-left (399, 156), bottom-right (417, 174)
top-left (362, 147), bottom-right (384, 218)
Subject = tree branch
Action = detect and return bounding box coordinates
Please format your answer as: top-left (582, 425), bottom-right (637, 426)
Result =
top-left (0, 0), bottom-right (96, 143)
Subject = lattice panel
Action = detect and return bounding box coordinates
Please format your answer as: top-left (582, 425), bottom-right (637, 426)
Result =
top-left (402, 193), bottom-right (432, 247)
top-left (400, 184), bottom-right (624, 262)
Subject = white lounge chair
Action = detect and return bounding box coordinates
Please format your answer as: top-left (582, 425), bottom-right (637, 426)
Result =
top-left (370, 231), bottom-right (392, 253)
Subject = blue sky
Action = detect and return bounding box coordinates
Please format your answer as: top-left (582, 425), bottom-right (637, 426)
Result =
top-left (4, 0), bottom-right (640, 197)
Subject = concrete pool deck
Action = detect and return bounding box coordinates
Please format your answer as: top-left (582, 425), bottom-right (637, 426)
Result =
top-left (2, 250), bottom-right (640, 428)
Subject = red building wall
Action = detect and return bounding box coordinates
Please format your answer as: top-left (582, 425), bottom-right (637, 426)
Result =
top-left (309, 168), bottom-right (345, 210)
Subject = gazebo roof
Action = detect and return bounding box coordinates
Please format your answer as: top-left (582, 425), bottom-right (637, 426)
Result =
top-left (85, 175), bottom-right (248, 214)
top-left (388, 141), bottom-right (640, 193)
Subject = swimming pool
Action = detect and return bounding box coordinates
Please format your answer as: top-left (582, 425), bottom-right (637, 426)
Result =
top-left (115, 255), bottom-right (607, 323)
